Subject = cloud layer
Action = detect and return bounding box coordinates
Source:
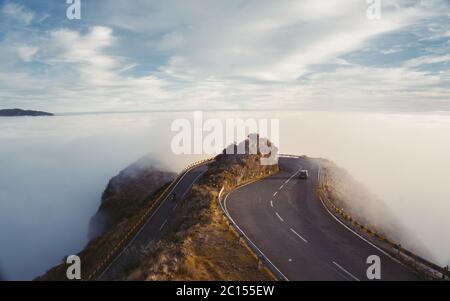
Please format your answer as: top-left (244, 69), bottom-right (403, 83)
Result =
top-left (0, 0), bottom-right (449, 112)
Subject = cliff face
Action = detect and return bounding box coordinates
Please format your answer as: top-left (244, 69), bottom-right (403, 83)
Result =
top-left (88, 156), bottom-right (176, 239)
top-left (319, 159), bottom-right (429, 258)
top-left (38, 137), bottom-right (279, 281)
top-left (120, 138), bottom-right (279, 280)
top-left (37, 155), bottom-right (176, 280)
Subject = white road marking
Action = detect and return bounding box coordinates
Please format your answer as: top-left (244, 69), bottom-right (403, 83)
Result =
top-left (332, 261), bottom-right (360, 281)
top-left (318, 195), bottom-right (407, 267)
top-left (180, 172), bottom-right (204, 200)
top-left (98, 162), bottom-right (208, 280)
top-left (275, 212), bottom-right (284, 222)
top-left (283, 167), bottom-right (302, 185)
top-left (280, 184), bottom-right (284, 190)
top-left (173, 203), bottom-right (178, 210)
top-left (159, 219), bottom-right (168, 231)
top-left (290, 228), bottom-right (308, 243)
top-left (273, 191), bottom-right (277, 197)
top-left (270, 200), bottom-right (274, 208)
top-left (222, 187), bottom-right (289, 281)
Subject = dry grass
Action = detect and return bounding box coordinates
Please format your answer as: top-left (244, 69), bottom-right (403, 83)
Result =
top-left (39, 140), bottom-right (279, 281)
top-left (124, 153), bottom-right (278, 281)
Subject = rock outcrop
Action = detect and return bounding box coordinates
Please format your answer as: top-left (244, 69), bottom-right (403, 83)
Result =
top-left (88, 155), bottom-right (176, 239)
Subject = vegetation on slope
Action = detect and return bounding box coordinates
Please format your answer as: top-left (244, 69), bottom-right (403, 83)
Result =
top-left (121, 138), bottom-right (279, 280)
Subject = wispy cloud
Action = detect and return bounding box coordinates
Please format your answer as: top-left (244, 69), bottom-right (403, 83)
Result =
top-left (0, 0), bottom-right (449, 112)
top-left (1, 2), bottom-right (34, 25)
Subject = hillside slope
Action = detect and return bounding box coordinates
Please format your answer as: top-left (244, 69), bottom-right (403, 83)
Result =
top-left (121, 141), bottom-right (279, 280)
top-left (38, 137), bottom-right (279, 280)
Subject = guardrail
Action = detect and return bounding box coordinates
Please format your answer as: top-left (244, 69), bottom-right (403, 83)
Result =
top-left (212, 154), bottom-right (297, 281)
top-left (217, 186), bottom-right (288, 281)
top-left (85, 153), bottom-right (448, 281)
top-left (317, 165), bottom-right (450, 281)
top-left (86, 157), bottom-right (215, 280)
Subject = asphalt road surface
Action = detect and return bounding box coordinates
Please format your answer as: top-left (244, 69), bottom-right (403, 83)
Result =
top-left (224, 156), bottom-right (420, 281)
top-left (99, 163), bottom-right (207, 280)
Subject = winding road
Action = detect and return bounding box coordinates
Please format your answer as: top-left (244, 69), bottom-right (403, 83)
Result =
top-left (223, 156), bottom-right (420, 281)
top-left (98, 163), bottom-right (208, 280)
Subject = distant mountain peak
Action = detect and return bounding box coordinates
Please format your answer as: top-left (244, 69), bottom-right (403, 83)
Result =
top-left (0, 108), bottom-right (54, 117)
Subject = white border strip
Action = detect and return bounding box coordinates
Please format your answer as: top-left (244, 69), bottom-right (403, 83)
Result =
top-left (219, 185), bottom-right (289, 281)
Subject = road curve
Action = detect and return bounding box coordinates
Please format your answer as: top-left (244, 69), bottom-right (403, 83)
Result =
top-left (99, 163), bottom-right (208, 280)
top-left (224, 157), bottom-right (420, 281)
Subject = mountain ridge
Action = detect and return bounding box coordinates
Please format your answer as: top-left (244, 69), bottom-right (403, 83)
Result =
top-left (0, 108), bottom-right (53, 117)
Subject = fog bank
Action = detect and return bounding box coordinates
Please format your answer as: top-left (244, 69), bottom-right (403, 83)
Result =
top-left (0, 113), bottom-right (201, 280)
top-left (0, 111), bottom-right (449, 279)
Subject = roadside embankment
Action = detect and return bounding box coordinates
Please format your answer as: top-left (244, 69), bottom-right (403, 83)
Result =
top-left (121, 138), bottom-right (278, 280)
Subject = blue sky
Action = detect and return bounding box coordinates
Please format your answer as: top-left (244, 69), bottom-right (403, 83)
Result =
top-left (0, 0), bottom-right (449, 113)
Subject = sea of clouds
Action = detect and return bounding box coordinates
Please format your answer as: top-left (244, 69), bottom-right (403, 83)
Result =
top-left (0, 111), bottom-right (449, 280)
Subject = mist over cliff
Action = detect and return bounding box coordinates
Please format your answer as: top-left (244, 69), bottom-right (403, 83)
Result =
top-left (0, 110), bottom-right (449, 279)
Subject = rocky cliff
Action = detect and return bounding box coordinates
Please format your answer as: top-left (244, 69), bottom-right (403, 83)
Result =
top-left (88, 155), bottom-right (176, 239)
top-left (38, 137), bottom-right (279, 280)
top-left (116, 137), bottom-right (279, 280)
top-left (37, 155), bottom-right (176, 280)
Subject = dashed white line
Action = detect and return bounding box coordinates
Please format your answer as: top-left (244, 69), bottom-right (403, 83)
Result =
top-left (279, 184), bottom-right (284, 190)
top-left (285, 179), bottom-right (290, 184)
top-left (273, 191), bottom-right (278, 197)
top-left (332, 261), bottom-right (360, 281)
top-left (223, 186), bottom-right (289, 281)
top-left (159, 219), bottom-right (168, 231)
top-left (270, 200), bottom-right (274, 208)
top-left (275, 212), bottom-right (284, 222)
top-left (318, 196), bottom-right (406, 267)
top-left (290, 228), bottom-right (308, 243)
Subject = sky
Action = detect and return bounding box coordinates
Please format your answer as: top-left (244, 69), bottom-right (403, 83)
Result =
top-left (0, 0), bottom-right (449, 113)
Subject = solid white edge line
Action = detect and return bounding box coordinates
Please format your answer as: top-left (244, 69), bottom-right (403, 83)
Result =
top-left (317, 168), bottom-right (407, 268)
top-left (220, 159), bottom-right (305, 281)
top-left (180, 172), bottom-right (203, 200)
top-left (332, 261), bottom-right (360, 281)
top-left (290, 228), bottom-right (308, 243)
top-left (97, 161), bottom-right (208, 279)
top-left (223, 187), bottom-right (289, 281)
